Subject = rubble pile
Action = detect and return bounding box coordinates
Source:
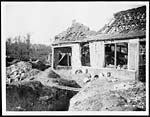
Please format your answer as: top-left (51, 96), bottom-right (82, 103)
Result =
top-left (21, 69), bottom-right (41, 81)
top-left (69, 79), bottom-right (146, 111)
top-left (6, 61), bottom-right (40, 83)
top-left (112, 81), bottom-right (146, 110)
top-left (55, 21), bottom-right (97, 41)
top-left (6, 63), bottom-right (81, 111)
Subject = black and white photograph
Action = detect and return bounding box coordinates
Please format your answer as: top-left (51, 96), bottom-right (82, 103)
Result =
top-left (1, 1), bottom-right (149, 116)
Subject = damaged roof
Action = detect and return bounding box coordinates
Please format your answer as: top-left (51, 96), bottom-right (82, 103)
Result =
top-left (54, 20), bottom-right (97, 42)
top-left (98, 5), bottom-right (146, 34)
top-left (52, 5), bottom-right (146, 45)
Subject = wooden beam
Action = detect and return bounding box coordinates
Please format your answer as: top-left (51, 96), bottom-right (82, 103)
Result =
top-left (114, 43), bottom-right (117, 68)
top-left (67, 53), bottom-right (70, 66)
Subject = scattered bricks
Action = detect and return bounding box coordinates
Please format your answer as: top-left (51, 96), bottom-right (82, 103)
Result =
top-left (113, 83), bottom-right (132, 90)
top-left (6, 61), bottom-right (40, 84)
top-left (83, 77), bottom-right (91, 83)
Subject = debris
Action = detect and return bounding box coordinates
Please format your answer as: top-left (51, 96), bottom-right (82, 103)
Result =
top-left (54, 21), bottom-right (97, 42)
top-left (113, 82), bottom-right (132, 90)
top-left (6, 61), bottom-right (40, 84)
top-left (83, 77), bottom-right (91, 83)
top-left (69, 79), bottom-right (146, 111)
top-left (93, 75), bottom-right (99, 80)
top-left (75, 69), bottom-right (83, 74)
top-left (98, 6), bottom-right (146, 34)
top-left (105, 72), bottom-right (119, 82)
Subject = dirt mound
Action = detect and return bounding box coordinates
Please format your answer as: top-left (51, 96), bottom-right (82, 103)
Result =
top-left (47, 68), bottom-right (61, 78)
top-left (36, 67), bottom-right (60, 79)
top-left (52, 78), bottom-right (81, 88)
top-left (69, 79), bottom-right (146, 111)
top-left (21, 69), bottom-right (41, 81)
top-left (6, 80), bottom-right (78, 111)
top-left (35, 68), bottom-right (81, 88)
top-left (29, 60), bottom-right (50, 71)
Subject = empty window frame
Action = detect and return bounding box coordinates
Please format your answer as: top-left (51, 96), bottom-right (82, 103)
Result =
top-left (58, 52), bottom-right (71, 66)
top-left (105, 42), bottom-right (128, 69)
top-left (105, 44), bottom-right (115, 68)
top-left (54, 47), bottom-right (72, 68)
top-left (139, 41), bottom-right (146, 66)
top-left (80, 42), bottom-right (90, 66)
top-left (116, 43), bottom-right (128, 69)
top-left (139, 41), bottom-right (146, 82)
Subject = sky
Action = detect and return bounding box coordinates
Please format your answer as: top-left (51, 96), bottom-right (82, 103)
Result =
top-left (3, 2), bottom-right (147, 45)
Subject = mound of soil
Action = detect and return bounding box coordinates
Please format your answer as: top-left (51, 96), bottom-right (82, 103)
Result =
top-left (29, 60), bottom-right (50, 71)
top-left (6, 81), bottom-right (78, 111)
top-left (52, 78), bottom-right (81, 88)
top-left (21, 69), bottom-right (41, 81)
top-left (35, 68), bottom-right (81, 89)
top-left (69, 79), bottom-right (146, 111)
top-left (47, 68), bottom-right (61, 79)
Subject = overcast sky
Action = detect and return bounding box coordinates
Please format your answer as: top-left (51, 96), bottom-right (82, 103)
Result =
top-left (3, 2), bottom-right (147, 45)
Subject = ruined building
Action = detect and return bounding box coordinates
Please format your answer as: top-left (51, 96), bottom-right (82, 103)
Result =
top-left (51, 6), bottom-right (146, 81)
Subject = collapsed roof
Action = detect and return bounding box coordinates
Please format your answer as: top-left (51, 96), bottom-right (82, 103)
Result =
top-left (53, 5), bottom-right (146, 45)
top-left (54, 20), bottom-right (97, 42)
top-left (98, 5), bottom-right (146, 34)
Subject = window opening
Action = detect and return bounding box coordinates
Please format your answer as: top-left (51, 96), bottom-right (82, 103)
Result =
top-left (105, 42), bottom-right (128, 69)
top-left (80, 42), bottom-right (90, 66)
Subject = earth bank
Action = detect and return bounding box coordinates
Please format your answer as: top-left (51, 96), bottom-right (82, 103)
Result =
top-left (6, 61), bottom-right (146, 111)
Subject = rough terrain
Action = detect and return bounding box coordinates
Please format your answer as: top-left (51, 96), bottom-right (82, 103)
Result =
top-left (69, 78), bottom-right (146, 111)
top-left (6, 81), bottom-right (78, 111)
top-left (6, 61), bottom-right (80, 111)
top-left (6, 61), bottom-right (146, 111)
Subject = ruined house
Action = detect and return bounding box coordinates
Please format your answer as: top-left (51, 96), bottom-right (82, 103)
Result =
top-left (51, 6), bottom-right (146, 81)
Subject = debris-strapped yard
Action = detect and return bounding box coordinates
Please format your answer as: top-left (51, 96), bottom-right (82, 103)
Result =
top-left (6, 6), bottom-right (146, 111)
top-left (6, 61), bottom-right (80, 111)
top-left (6, 61), bottom-right (146, 111)
top-left (69, 78), bottom-right (146, 111)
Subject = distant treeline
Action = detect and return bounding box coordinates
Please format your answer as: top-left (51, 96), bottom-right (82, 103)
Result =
top-left (30, 44), bottom-right (52, 64)
top-left (6, 34), bottom-right (52, 64)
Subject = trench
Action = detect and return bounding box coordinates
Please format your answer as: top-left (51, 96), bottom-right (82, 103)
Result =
top-left (6, 81), bottom-right (79, 111)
